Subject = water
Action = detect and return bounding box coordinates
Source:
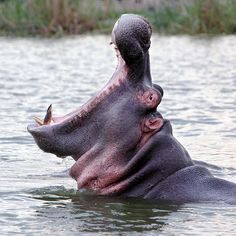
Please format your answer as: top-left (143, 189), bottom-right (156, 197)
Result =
top-left (0, 35), bottom-right (236, 235)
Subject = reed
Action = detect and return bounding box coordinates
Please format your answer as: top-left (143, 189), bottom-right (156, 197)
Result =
top-left (0, 0), bottom-right (235, 36)
top-left (141, 0), bottom-right (236, 34)
top-left (0, 0), bottom-right (100, 36)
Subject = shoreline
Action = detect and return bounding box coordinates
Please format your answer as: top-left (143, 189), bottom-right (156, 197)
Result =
top-left (0, 0), bottom-right (236, 37)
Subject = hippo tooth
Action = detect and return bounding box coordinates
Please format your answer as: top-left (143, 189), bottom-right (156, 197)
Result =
top-left (33, 104), bottom-right (53, 126)
top-left (33, 116), bottom-right (44, 126)
top-left (43, 104), bottom-right (52, 125)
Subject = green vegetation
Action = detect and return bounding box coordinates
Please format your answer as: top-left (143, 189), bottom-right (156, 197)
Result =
top-left (0, 0), bottom-right (236, 37)
top-left (145, 0), bottom-right (236, 35)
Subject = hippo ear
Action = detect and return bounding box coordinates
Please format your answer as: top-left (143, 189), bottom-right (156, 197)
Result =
top-left (143, 117), bottom-right (164, 132)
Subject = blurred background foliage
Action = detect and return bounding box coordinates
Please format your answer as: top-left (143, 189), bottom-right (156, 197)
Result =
top-left (0, 0), bottom-right (236, 36)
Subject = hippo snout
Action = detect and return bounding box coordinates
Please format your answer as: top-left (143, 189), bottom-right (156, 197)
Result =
top-left (112, 14), bottom-right (152, 65)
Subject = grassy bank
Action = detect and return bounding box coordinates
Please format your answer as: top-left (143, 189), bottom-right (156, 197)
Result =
top-left (0, 0), bottom-right (236, 36)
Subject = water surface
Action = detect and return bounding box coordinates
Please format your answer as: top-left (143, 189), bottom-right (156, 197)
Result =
top-left (0, 35), bottom-right (236, 235)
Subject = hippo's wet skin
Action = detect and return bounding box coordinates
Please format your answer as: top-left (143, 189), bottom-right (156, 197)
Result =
top-left (28, 14), bottom-right (236, 204)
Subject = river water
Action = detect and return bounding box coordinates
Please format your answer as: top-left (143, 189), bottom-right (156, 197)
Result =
top-left (0, 35), bottom-right (236, 235)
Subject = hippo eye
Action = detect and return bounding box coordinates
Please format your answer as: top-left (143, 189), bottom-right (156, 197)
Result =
top-left (149, 95), bottom-right (153, 100)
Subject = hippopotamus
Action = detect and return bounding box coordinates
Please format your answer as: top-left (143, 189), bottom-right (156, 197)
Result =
top-left (28, 14), bottom-right (236, 204)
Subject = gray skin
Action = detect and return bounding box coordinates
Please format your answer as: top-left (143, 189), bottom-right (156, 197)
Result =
top-left (28, 14), bottom-right (236, 204)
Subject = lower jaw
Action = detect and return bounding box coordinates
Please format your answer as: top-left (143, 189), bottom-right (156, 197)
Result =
top-left (75, 174), bottom-right (132, 196)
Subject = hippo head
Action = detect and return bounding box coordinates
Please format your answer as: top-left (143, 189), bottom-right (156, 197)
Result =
top-left (28, 14), bottom-right (166, 195)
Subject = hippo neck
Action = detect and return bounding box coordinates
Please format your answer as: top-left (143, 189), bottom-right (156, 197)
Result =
top-left (70, 120), bottom-right (194, 197)
top-left (101, 121), bottom-right (193, 196)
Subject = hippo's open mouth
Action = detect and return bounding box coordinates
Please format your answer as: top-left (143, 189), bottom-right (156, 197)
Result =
top-left (28, 42), bottom-right (128, 133)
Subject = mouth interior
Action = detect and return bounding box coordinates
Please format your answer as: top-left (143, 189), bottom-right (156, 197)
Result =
top-left (32, 42), bottom-right (125, 130)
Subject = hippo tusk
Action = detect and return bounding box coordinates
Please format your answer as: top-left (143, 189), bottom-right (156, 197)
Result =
top-left (33, 104), bottom-right (53, 126)
top-left (33, 116), bottom-right (44, 126)
top-left (43, 104), bottom-right (52, 125)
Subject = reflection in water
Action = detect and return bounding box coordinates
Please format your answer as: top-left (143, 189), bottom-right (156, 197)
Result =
top-left (0, 35), bottom-right (236, 235)
top-left (30, 186), bottom-right (180, 233)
